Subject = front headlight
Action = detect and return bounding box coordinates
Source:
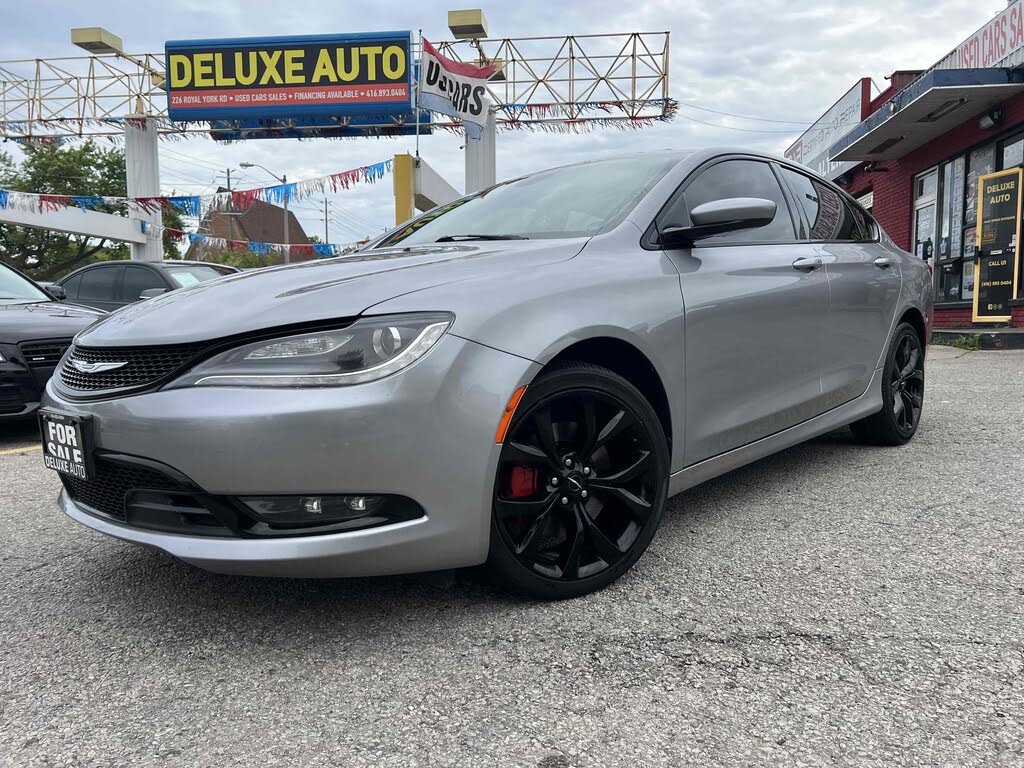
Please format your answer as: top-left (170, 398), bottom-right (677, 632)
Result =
top-left (168, 312), bottom-right (453, 388)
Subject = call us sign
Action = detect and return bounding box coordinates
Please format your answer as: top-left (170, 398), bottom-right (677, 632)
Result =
top-left (973, 168), bottom-right (1022, 323)
top-left (165, 32), bottom-right (412, 122)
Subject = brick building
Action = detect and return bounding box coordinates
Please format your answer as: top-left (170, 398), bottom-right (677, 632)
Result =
top-left (186, 191), bottom-right (312, 263)
top-left (790, 0), bottom-right (1024, 328)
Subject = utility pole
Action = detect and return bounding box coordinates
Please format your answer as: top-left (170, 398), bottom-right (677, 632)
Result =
top-left (225, 167), bottom-right (234, 244)
top-left (282, 174), bottom-right (289, 263)
top-left (323, 198), bottom-right (329, 244)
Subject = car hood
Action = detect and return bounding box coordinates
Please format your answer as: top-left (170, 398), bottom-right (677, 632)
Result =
top-left (75, 239), bottom-right (586, 346)
top-left (0, 301), bottom-right (105, 344)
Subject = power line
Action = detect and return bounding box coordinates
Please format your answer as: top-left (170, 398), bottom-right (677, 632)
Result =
top-left (675, 100), bottom-right (815, 125)
top-left (677, 113), bottom-right (806, 135)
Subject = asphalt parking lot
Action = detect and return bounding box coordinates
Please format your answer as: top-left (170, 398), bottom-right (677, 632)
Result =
top-left (1, 345), bottom-right (1021, 767)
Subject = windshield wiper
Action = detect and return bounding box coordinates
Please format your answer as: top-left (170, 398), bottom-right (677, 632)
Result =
top-left (434, 234), bottom-right (530, 242)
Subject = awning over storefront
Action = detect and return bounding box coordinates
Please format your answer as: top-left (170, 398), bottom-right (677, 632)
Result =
top-left (830, 68), bottom-right (1024, 163)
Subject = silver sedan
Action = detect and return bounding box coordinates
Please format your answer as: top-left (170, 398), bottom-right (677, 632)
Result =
top-left (40, 149), bottom-right (933, 599)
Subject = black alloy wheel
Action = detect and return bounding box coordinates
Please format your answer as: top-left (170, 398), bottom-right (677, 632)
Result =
top-left (890, 332), bottom-right (924, 436)
top-left (488, 362), bottom-right (669, 599)
top-left (850, 322), bottom-right (925, 446)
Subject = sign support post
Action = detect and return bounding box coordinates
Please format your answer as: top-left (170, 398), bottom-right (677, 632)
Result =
top-left (124, 115), bottom-right (163, 262)
top-left (972, 168), bottom-right (1022, 323)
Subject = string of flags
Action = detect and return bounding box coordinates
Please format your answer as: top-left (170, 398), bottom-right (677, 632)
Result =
top-left (0, 99), bottom-right (678, 144)
top-left (148, 224), bottom-right (361, 259)
top-left (0, 159), bottom-right (392, 217)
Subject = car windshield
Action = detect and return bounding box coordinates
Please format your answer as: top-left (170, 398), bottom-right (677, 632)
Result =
top-left (0, 265), bottom-right (50, 305)
top-left (165, 264), bottom-right (231, 288)
top-left (374, 154), bottom-right (681, 248)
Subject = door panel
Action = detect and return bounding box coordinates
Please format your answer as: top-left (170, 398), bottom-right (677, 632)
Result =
top-left (672, 244), bottom-right (830, 465)
top-left (818, 241), bottom-right (901, 403)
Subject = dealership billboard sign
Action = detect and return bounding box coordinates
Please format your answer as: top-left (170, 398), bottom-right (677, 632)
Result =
top-left (785, 78), bottom-right (871, 181)
top-left (165, 32), bottom-right (413, 122)
top-left (944, 0), bottom-right (1024, 70)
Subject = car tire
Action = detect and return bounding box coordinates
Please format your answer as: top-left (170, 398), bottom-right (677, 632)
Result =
top-left (850, 322), bottom-right (925, 446)
top-left (487, 362), bottom-right (669, 600)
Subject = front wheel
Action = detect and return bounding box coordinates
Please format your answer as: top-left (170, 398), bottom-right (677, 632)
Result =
top-left (487, 363), bottom-right (669, 599)
top-left (850, 322), bottom-right (925, 446)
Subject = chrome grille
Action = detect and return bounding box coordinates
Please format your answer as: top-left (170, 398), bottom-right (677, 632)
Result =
top-left (59, 343), bottom-right (208, 393)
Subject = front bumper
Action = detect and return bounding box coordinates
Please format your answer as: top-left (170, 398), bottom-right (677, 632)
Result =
top-left (0, 353), bottom-right (47, 420)
top-left (44, 335), bottom-right (540, 577)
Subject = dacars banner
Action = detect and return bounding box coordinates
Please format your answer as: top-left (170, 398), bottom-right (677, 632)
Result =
top-left (419, 38), bottom-right (496, 140)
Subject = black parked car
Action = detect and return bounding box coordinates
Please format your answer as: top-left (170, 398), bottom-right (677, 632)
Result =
top-left (56, 260), bottom-right (240, 312)
top-left (0, 263), bottom-right (104, 420)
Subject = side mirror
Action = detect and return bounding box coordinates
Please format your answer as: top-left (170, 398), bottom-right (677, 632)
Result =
top-left (44, 284), bottom-right (66, 301)
top-left (138, 288), bottom-right (167, 300)
top-left (660, 197), bottom-right (778, 246)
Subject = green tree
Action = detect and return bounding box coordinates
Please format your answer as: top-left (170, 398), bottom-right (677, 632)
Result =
top-left (0, 141), bottom-right (182, 280)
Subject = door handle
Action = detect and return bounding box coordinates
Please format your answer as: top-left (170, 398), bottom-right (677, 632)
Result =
top-left (873, 256), bottom-right (896, 268)
top-left (792, 256), bottom-right (823, 271)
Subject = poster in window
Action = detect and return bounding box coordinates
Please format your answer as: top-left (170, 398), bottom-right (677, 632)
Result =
top-left (963, 226), bottom-right (976, 259)
top-left (948, 156), bottom-right (965, 260)
top-left (965, 145), bottom-right (995, 226)
top-left (961, 260), bottom-right (975, 299)
top-left (972, 168), bottom-right (1021, 323)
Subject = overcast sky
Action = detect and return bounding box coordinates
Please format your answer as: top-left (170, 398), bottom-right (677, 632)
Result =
top-left (5, 0), bottom-right (1010, 243)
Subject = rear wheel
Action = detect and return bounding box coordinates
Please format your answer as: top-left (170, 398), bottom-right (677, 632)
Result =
top-left (487, 363), bottom-right (669, 599)
top-left (850, 322), bottom-right (925, 446)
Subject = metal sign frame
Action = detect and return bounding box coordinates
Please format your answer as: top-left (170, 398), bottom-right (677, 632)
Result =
top-left (972, 168), bottom-right (1022, 323)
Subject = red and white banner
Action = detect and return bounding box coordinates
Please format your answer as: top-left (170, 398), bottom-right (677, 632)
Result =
top-left (418, 38), bottom-right (496, 140)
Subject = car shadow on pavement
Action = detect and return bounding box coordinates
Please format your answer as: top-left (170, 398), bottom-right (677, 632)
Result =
top-left (55, 427), bottom-right (877, 640)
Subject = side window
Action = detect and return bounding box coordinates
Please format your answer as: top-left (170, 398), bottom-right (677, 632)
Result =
top-left (671, 160), bottom-right (796, 244)
top-left (844, 199), bottom-right (876, 242)
top-left (121, 266), bottom-right (166, 302)
top-left (77, 267), bottom-right (120, 302)
top-left (61, 274), bottom-right (82, 299)
top-left (780, 167), bottom-right (875, 242)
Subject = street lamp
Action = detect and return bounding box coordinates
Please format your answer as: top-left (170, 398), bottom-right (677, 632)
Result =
top-left (240, 162), bottom-right (290, 263)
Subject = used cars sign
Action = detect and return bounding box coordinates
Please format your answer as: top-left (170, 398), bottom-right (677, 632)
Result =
top-left (165, 32), bottom-right (413, 121)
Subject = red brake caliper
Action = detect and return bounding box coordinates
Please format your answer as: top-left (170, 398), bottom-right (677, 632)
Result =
top-left (506, 465), bottom-right (539, 498)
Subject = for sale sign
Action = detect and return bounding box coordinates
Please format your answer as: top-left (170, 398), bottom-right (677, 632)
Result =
top-left (973, 169), bottom-right (1022, 323)
top-left (165, 32), bottom-right (412, 122)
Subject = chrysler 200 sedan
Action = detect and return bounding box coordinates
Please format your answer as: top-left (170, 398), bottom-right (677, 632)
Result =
top-left (40, 150), bottom-right (933, 599)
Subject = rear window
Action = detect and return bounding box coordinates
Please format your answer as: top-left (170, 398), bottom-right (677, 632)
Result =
top-left (165, 265), bottom-right (228, 287)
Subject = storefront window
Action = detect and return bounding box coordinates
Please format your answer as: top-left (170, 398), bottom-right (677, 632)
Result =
top-left (913, 169), bottom-right (937, 263)
top-left (965, 144), bottom-right (995, 225)
top-left (1002, 134), bottom-right (1024, 169)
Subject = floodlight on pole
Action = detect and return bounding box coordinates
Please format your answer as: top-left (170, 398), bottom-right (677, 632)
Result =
top-left (71, 27), bottom-right (123, 55)
top-left (447, 9), bottom-right (488, 39)
top-left (240, 162), bottom-right (291, 263)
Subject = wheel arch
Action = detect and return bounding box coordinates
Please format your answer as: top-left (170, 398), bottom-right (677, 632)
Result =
top-left (537, 336), bottom-right (673, 453)
top-left (898, 305), bottom-right (927, 347)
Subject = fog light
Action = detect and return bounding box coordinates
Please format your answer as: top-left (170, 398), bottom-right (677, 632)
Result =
top-left (238, 494), bottom-right (395, 529)
top-left (344, 495), bottom-right (384, 513)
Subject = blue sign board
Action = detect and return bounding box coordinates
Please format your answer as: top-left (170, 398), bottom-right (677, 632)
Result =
top-left (165, 31), bottom-right (413, 122)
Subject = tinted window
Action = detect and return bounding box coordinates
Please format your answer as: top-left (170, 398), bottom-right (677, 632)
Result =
top-left (376, 154), bottom-right (682, 246)
top-left (77, 267), bottom-right (120, 301)
top-left (780, 167), bottom-right (875, 242)
top-left (677, 160), bottom-right (795, 243)
top-left (121, 266), bottom-right (166, 301)
top-left (61, 273), bottom-right (82, 298)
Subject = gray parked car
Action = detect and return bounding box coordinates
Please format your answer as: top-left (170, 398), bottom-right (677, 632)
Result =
top-left (40, 150), bottom-right (933, 599)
